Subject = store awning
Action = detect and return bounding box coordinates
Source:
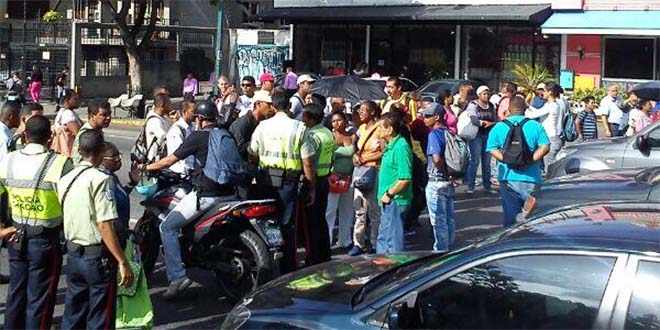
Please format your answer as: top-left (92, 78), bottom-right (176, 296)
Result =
top-left (260, 5), bottom-right (551, 24)
top-left (542, 11), bottom-right (660, 36)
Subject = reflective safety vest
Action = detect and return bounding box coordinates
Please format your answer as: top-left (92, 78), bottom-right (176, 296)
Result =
top-left (256, 114), bottom-right (306, 172)
top-left (0, 149), bottom-right (69, 227)
top-left (308, 125), bottom-right (336, 177)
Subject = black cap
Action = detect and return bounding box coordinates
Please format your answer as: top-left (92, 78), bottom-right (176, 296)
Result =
top-left (196, 101), bottom-right (217, 121)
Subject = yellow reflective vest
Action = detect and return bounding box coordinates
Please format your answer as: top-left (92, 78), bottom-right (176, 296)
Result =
top-left (250, 112), bottom-right (307, 172)
top-left (307, 125), bottom-right (336, 177)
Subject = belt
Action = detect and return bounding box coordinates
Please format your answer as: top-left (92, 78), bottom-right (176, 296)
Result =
top-left (265, 168), bottom-right (301, 180)
top-left (66, 241), bottom-right (105, 256)
top-left (13, 222), bottom-right (60, 239)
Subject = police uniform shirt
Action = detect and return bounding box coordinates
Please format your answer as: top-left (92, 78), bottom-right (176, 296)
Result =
top-left (249, 112), bottom-right (315, 170)
top-left (59, 161), bottom-right (118, 246)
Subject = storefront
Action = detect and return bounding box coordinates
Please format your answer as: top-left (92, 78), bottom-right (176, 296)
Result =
top-left (264, 4), bottom-right (558, 87)
top-left (542, 10), bottom-right (660, 90)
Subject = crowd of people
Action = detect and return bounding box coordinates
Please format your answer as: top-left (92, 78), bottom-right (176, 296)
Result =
top-left (0, 64), bottom-right (656, 328)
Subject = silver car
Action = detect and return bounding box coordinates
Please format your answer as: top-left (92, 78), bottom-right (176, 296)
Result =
top-left (547, 121), bottom-right (660, 179)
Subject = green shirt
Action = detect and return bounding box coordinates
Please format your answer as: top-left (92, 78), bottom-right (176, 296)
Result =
top-left (378, 135), bottom-right (413, 206)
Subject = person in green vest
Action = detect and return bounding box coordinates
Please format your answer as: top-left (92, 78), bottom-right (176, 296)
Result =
top-left (71, 101), bottom-right (112, 164)
top-left (301, 102), bottom-right (336, 266)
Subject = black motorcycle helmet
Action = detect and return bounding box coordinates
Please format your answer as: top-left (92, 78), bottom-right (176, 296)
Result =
top-left (196, 101), bottom-right (218, 122)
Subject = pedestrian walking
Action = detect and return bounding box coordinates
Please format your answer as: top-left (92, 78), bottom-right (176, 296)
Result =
top-left (0, 115), bottom-right (72, 330)
top-left (525, 82), bottom-right (564, 170)
top-left (248, 88), bottom-right (316, 273)
top-left (259, 72), bottom-right (275, 94)
top-left (576, 96), bottom-right (599, 141)
top-left (28, 65), bottom-right (43, 103)
top-left (182, 73), bottom-right (198, 99)
top-left (71, 101), bottom-right (112, 164)
top-left (9, 102), bottom-right (44, 152)
top-left (422, 103), bottom-right (455, 252)
top-left (237, 76), bottom-right (257, 117)
top-left (166, 100), bottom-right (195, 175)
top-left (6, 72), bottom-right (25, 104)
top-left (599, 85), bottom-right (628, 137)
top-left (55, 68), bottom-right (68, 111)
top-left (325, 111), bottom-right (356, 249)
top-left (376, 111), bottom-right (413, 254)
top-left (497, 82), bottom-right (517, 121)
top-left (290, 74), bottom-right (316, 120)
top-left (60, 130), bottom-right (134, 330)
top-left (348, 101), bottom-right (385, 256)
top-left (627, 99), bottom-right (653, 136)
top-left (301, 103), bottom-right (335, 265)
top-left (380, 77), bottom-right (417, 121)
top-left (283, 64), bottom-right (298, 98)
top-left (464, 86), bottom-right (497, 194)
top-left (51, 89), bottom-right (83, 157)
top-left (144, 93), bottom-right (172, 162)
top-left (487, 96), bottom-right (550, 227)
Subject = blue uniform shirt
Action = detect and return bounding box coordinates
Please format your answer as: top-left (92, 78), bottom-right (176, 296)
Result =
top-left (486, 115), bottom-right (550, 184)
top-left (426, 127), bottom-right (447, 181)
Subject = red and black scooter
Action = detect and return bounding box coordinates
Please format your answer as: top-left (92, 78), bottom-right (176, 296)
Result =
top-left (132, 170), bottom-right (284, 301)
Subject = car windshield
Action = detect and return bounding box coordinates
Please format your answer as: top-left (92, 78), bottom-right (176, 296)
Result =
top-left (418, 81), bottom-right (454, 95)
top-left (635, 166), bottom-right (660, 184)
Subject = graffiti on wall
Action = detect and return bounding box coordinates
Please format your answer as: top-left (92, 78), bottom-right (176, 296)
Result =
top-left (236, 45), bottom-right (289, 81)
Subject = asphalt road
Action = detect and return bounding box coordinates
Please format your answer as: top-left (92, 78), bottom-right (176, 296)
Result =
top-left (0, 123), bottom-right (505, 329)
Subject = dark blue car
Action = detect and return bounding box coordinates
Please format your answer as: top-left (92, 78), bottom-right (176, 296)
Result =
top-left (222, 202), bottom-right (660, 329)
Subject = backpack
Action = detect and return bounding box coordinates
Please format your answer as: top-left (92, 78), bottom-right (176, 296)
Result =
top-left (501, 118), bottom-right (534, 170)
top-left (202, 128), bottom-right (249, 185)
top-left (130, 114), bottom-right (167, 164)
top-left (457, 106), bottom-right (478, 141)
top-left (560, 111), bottom-right (578, 142)
top-left (444, 130), bottom-right (470, 178)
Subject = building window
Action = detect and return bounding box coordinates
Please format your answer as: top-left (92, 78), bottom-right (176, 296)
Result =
top-left (604, 38), bottom-right (654, 80)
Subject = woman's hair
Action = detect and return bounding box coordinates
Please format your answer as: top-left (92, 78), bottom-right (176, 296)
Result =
top-left (360, 100), bottom-right (381, 118)
top-left (639, 99), bottom-right (653, 109)
top-left (381, 111), bottom-right (411, 143)
top-left (438, 89), bottom-right (453, 104)
top-left (331, 110), bottom-right (348, 122)
top-left (545, 82), bottom-right (561, 98)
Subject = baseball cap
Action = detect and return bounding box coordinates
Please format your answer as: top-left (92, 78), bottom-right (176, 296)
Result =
top-left (536, 82), bottom-right (546, 90)
top-left (476, 85), bottom-right (490, 95)
top-left (253, 90), bottom-right (272, 103)
top-left (421, 102), bottom-right (444, 117)
top-left (297, 74), bottom-right (316, 85)
top-left (259, 72), bottom-right (274, 83)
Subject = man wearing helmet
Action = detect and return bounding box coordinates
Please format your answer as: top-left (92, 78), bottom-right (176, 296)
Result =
top-left (140, 101), bottom-right (244, 299)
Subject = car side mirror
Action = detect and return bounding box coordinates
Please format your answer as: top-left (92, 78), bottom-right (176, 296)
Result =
top-left (636, 134), bottom-right (650, 155)
top-left (386, 292), bottom-right (419, 329)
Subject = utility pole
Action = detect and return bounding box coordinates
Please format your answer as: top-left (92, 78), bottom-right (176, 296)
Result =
top-left (213, 1), bottom-right (224, 95)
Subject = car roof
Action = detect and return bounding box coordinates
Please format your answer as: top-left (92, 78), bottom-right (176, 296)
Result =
top-left (492, 202), bottom-right (660, 255)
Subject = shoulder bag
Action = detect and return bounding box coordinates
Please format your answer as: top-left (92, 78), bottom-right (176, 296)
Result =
top-left (352, 125), bottom-right (379, 192)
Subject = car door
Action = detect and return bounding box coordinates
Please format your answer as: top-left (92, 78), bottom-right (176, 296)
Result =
top-left (386, 251), bottom-right (626, 329)
top-left (623, 124), bottom-right (660, 168)
top-left (611, 256), bottom-right (660, 329)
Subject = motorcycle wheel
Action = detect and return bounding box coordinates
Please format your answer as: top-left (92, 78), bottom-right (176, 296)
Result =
top-left (215, 230), bottom-right (273, 302)
top-left (136, 212), bottom-right (161, 276)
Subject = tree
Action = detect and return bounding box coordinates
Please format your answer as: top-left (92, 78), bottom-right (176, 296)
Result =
top-left (101, 0), bottom-right (162, 95)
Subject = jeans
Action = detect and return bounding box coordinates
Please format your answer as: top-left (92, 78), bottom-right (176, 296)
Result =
top-left (499, 181), bottom-right (538, 228)
top-left (353, 174), bottom-right (381, 250)
top-left (425, 181), bottom-right (455, 252)
top-left (5, 234), bottom-right (62, 330)
top-left (544, 136), bottom-right (564, 172)
top-left (465, 133), bottom-right (491, 191)
top-left (160, 190), bottom-right (232, 282)
top-left (377, 202), bottom-right (408, 254)
top-left (326, 187), bottom-right (354, 247)
top-left (62, 250), bottom-right (117, 330)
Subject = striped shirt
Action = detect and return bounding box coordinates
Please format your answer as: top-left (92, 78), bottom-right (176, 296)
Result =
top-left (578, 110), bottom-right (598, 140)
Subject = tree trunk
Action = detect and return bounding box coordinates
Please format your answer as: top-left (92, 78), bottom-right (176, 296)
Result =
top-left (126, 50), bottom-right (143, 96)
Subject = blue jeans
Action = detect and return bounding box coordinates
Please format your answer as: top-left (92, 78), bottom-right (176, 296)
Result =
top-left (466, 132), bottom-right (491, 191)
top-left (160, 190), bottom-right (235, 282)
top-left (425, 181), bottom-right (455, 252)
top-left (499, 181), bottom-right (538, 227)
top-left (377, 202), bottom-right (408, 253)
top-left (62, 250), bottom-right (117, 330)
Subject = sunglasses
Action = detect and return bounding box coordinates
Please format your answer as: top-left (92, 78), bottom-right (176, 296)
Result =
top-left (241, 83), bottom-right (254, 87)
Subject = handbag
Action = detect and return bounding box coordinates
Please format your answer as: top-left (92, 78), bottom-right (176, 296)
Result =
top-left (352, 125), bottom-right (380, 192)
top-left (328, 173), bottom-right (351, 194)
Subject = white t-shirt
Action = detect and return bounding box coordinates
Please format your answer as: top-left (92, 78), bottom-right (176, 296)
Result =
top-left (237, 95), bottom-right (254, 117)
top-left (599, 96), bottom-right (628, 126)
top-left (144, 110), bottom-right (171, 162)
top-left (526, 100), bottom-right (561, 138)
top-left (166, 118), bottom-right (193, 174)
top-left (54, 109), bottom-right (80, 127)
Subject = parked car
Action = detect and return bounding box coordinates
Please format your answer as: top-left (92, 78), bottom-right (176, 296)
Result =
top-left (520, 166), bottom-right (660, 221)
top-left (547, 121), bottom-right (660, 179)
top-left (366, 76), bottom-right (419, 93)
top-left (222, 203), bottom-right (660, 329)
top-left (416, 78), bottom-right (485, 102)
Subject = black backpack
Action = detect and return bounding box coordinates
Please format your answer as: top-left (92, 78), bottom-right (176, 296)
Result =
top-left (501, 118), bottom-right (533, 170)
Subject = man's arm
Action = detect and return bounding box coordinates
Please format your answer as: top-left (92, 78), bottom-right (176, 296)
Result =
top-left (302, 157), bottom-right (316, 206)
top-left (145, 154), bottom-right (179, 171)
top-left (533, 144), bottom-right (550, 161)
top-left (575, 115), bottom-right (583, 139)
top-left (600, 115), bottom-right (612, 137)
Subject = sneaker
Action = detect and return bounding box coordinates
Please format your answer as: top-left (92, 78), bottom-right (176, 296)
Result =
top-left (347, 246), bottom-right (365, 257)
top-left (163, 277), bottom-right (195, 300)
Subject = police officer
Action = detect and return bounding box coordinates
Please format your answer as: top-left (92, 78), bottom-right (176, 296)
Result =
top-left (300, 102), bottom-right (336, 265)
top-left (59, 130), bottom-right (134, 330)
top-left (0, 115), bottom-right (73, 330)
top-left (249, 88), bottom-right (316, 273)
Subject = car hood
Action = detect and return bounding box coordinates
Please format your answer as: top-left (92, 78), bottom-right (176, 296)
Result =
top-left (564, 136), bottom-right (630, 152)
top-left (241, 252), bottom-right (434, 313)
top-left (547, 167), bottom-right (642, 183)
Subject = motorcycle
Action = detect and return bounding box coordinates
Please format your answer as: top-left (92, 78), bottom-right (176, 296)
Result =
top-left (132, 170), bottom-right (284, 301)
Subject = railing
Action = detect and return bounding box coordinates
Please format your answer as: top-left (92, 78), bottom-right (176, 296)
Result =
top-left (6, 21), bottom-right (70, 45)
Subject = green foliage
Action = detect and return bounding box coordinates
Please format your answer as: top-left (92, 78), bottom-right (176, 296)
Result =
top-left (571, 87), bottom-right (607, 103)
top-left (42, 10), bottom-right (64, 23)
top-left (511, 64), bottom-right (554, 99)
top-left (425, 54), bottom-right (451, 80)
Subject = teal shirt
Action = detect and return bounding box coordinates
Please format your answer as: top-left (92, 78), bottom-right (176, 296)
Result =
top-left (486, 115), bottom-right (550, 184)
top-left (378, 135), bottom-right (413, 206)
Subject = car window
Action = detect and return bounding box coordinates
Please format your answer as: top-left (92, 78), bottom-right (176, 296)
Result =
top-left (647, 125), bottom-right (660, 148)
top-left (625, 261), bottom-right (660, 329)
top-left (415, 254), bottom-right (615, 329)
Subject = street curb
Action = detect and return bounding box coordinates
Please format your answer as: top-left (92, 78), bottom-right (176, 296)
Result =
top-left (111, 118), bottom-right (145, 126)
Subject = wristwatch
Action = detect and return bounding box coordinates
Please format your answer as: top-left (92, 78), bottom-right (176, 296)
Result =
top-left (386, 190), bottom-right (395, 199)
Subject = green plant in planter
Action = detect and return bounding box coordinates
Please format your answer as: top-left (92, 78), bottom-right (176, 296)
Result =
top-left (571, 87), bottom-right (607, 103)
top-left (511, 64), bottom-right (554, 100)
top-left (42, 10), bottom-right (64, 23)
